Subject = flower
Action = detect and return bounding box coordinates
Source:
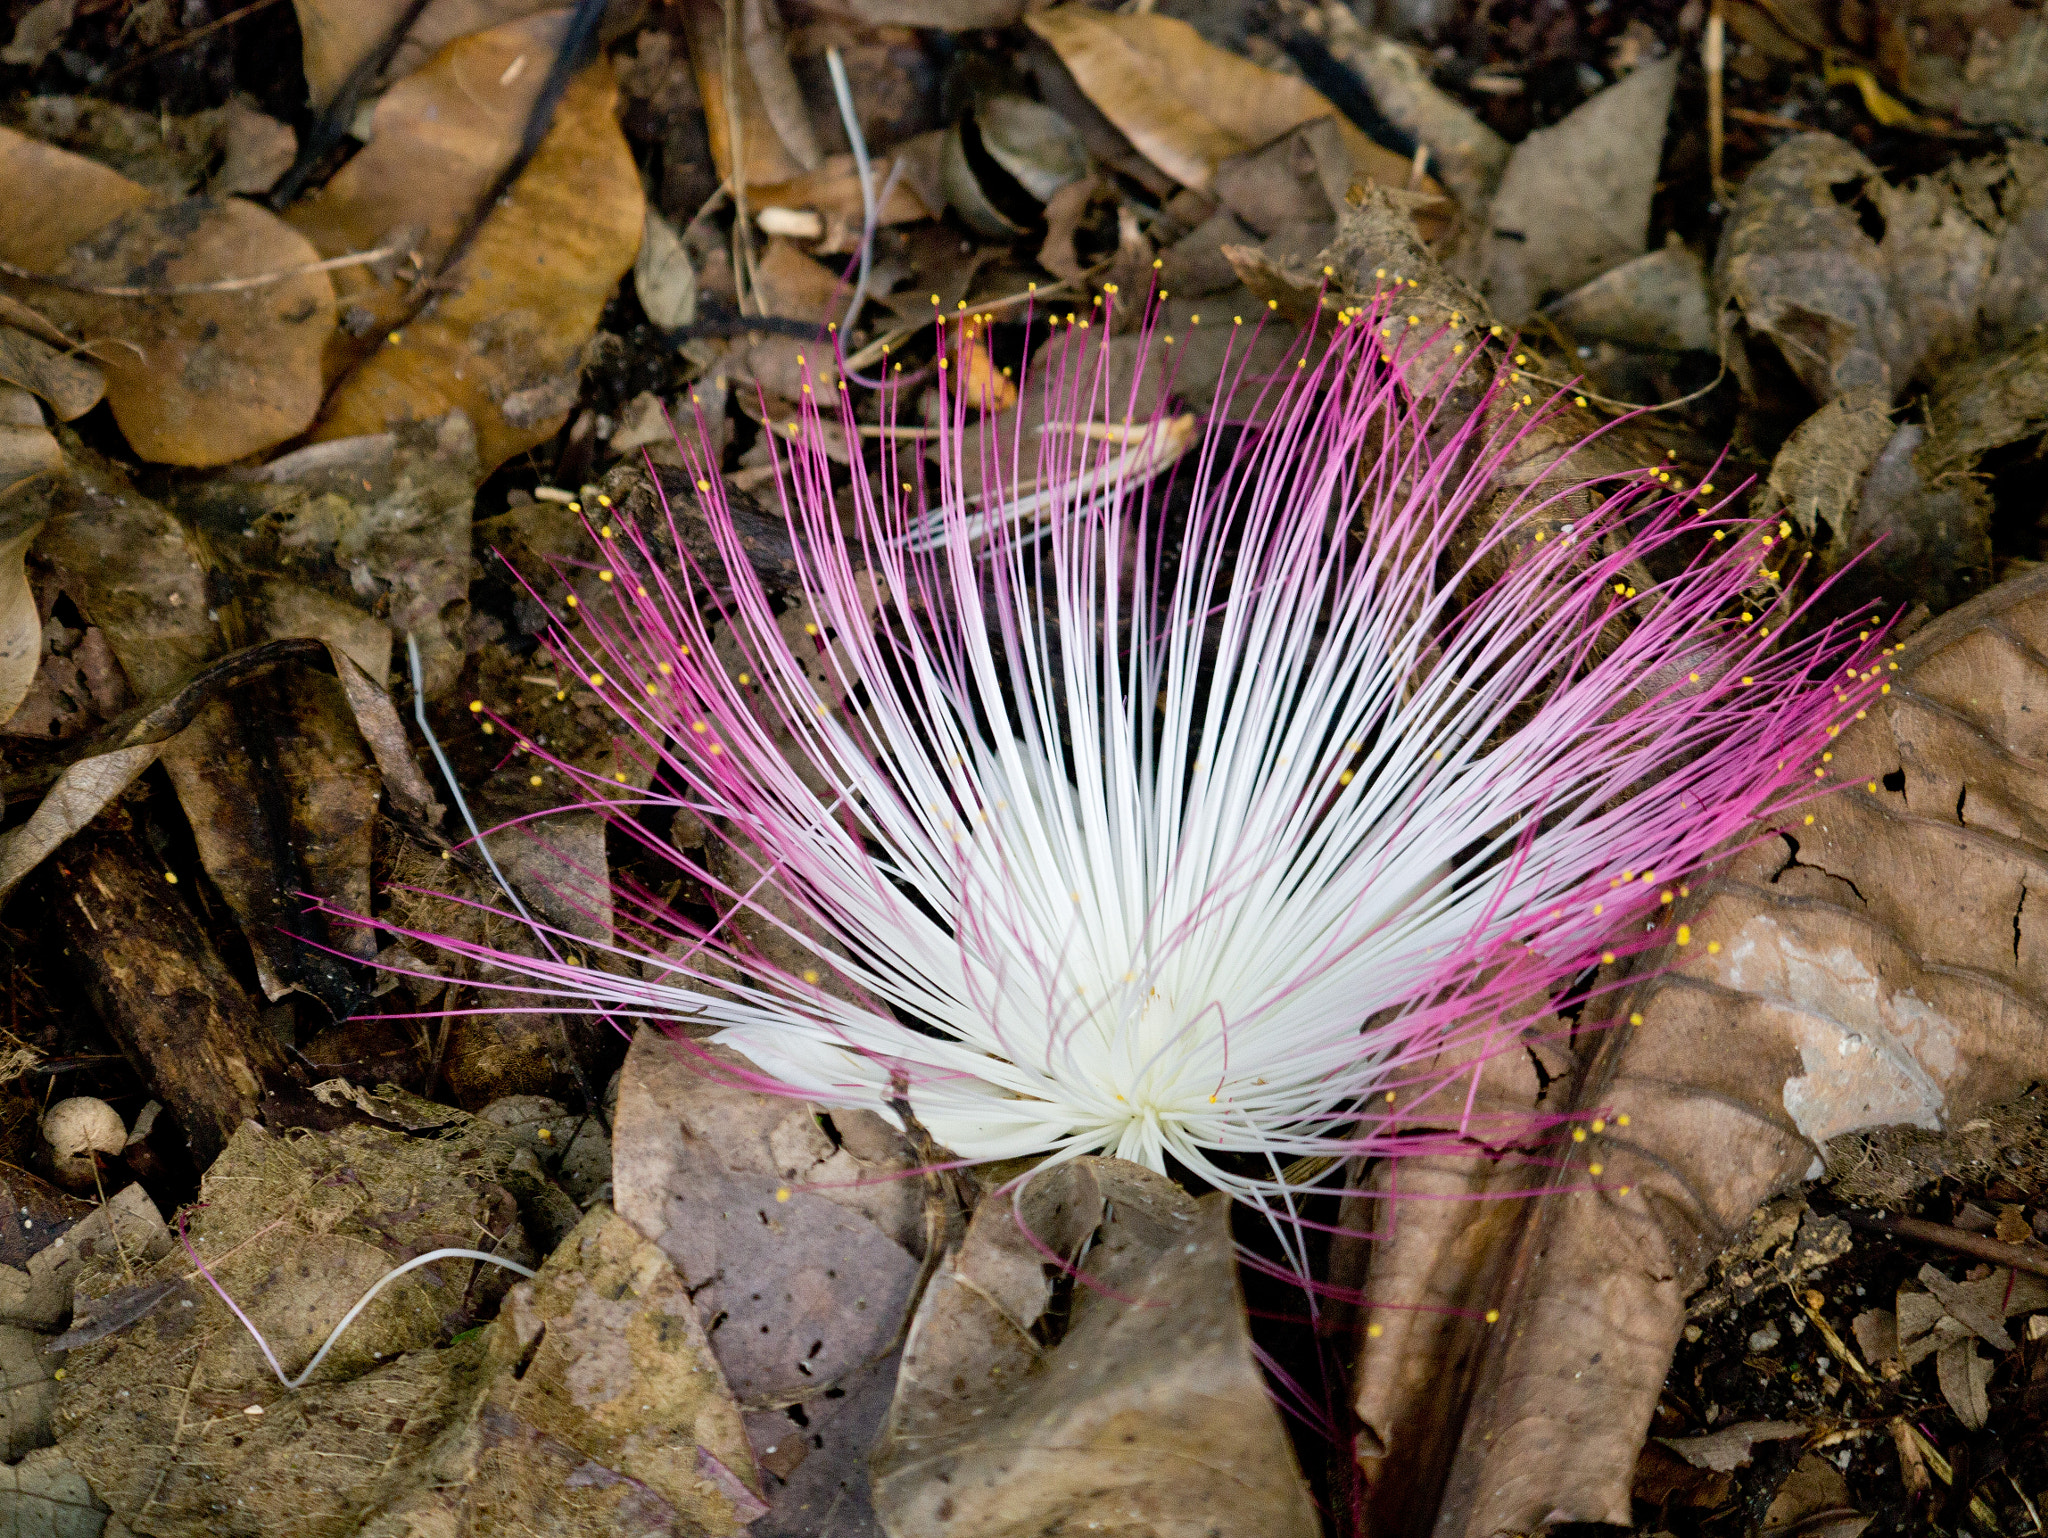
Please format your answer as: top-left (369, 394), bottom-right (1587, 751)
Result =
top-left (374, 304), bottom-right (1878, 1213)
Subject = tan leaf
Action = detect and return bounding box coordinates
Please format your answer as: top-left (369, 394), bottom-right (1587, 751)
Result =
top-left (289, 0), bottom-right (560, 109)
top-left (0, 519), bottom-right (46, 734)
top-left (678, 0), bottom-right (819, 189)
top-left (870, 1158), bottom-right (1319, 1538)
top-left (291, 14), bottom-right (644, 472)
top-left (0, 127), bottom-right (334, 466)
top-left (0, 305), bottom-right (102, 421)
top-left (0, 384), bottom-right (60, 498)
top-left (1024, 7), bottom-right (1432, 209)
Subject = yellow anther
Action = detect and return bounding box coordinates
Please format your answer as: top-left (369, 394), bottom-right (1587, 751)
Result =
top-left (468, 699), bottom-right (484, 713)
top-left (1676, 925), bottom-right (1692, 945)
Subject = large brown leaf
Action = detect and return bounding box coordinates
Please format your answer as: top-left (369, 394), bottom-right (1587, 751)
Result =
top-left (0, 128), bottom-right (335, 466)
top-left (1346, 568), bottom-right (2048, 1537)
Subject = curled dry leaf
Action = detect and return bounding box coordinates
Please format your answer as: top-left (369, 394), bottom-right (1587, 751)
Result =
top-left (0, 517), bottom-right (43, 731)
top-left (288, 12), bottom-right (644, 473)
top-left (870, 1158), bottom-right (1319, 1538)
top-left (1024, 6), bottom-right (1438, 222)
top-left (1345, 566), bottom-right (2048, 1537)
top-left (0, 384), bottom-right (60, 497)
top-left (1476, 55), bottom-right (1677, 325)
top-left (1714, 135), bottom-right (2044, 406)
top-left (634, 208), bottom-right (697, 331)
top-left (0, 127), bottom-right (334, 467)
top-left (0, 295), bottom-right (102, 421)
top-left (679, 0), bottom-right (820, 190)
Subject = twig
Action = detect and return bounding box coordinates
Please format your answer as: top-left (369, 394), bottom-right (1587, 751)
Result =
top-left (1840, 1210), bottom-right (2048, 1279)
top-left (0, 247), bottom-right (397, 299)
top-left (1706, 0), bottom-right (1728, 202)
top-left (98, 0), bottom-right (285, 87)
top-left (266, 0), bottom-right (435, 209)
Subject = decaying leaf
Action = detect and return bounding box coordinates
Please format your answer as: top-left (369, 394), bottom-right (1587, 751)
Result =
top-left (1657, 1420), bottom-right (1808, 1473)
top-left (0, 384), bottom-right (60, 497)
top-left (1762, 1454), bottom-right (1872, 1538)
top-left (611, 1027), bottom-right (921, 1533)
top-left (870, 1157), bottom-right (1319, 1538)
top-left (1345, 565), bottom-right (2048, 1537)
top-left (0, 127), bottom-right (335, 466)
top-left (55, 1111), bottom-right (573, 1538)
top-left (463, 1205), bottom-right (765, 1535)
top-left (289, 13), bottom-right (644, 473)
top-left (1477, 56), bottom-right (1677, 324)
top-left (1025, 6), bottom-right (1434, 217)
top-left (0, 295), bottom-right (103, 421)
top-left (634, 208), bottom-right (697, 331)
top-left (678, 0), bottom-right (820, 189)
top-left (0, 1446), bottom-right (109, 1538)
top-left (0, 518), bottom-right (45, 731)
top-left (1906, 15), bottom-right (2048, 137)
top-left (1715, 134), bottom-right (2004, 406)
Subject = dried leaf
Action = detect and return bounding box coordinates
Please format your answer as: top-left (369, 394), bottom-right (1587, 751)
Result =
top-left (1715, 134), bottom-right (1996, 406)
top-left (289, 14), bottom-right (644, 472)
top-left (0, 1447), bottom-right (108, 1538)
top-left (1025, 7), bottom-right (1431, 211)
top-left (1657, 1420), bottom-right (1808, 1473)
top-left (1762, 1454), bottom-right (1871, 1538)
top-left (0, 520), bottom-right (43, 731)
top-left (634, 208), bottom-right (697, 331)
top-left (1477, 56), bottom-right (1677, 324)
top-left (1315, 29), bottom-right (1506, 221)
top-left (1342, 565), bottom-right (2048, 1537)
top-left (1906, 14), bottom-right (2048, 135)
top-left (0, 319), bottom-right (102, 422)
top-left (1543, 243), bottom-right (1714, 353)
top-left (289, 0), bottom-right (560, 108)
top-left (678, 0), bottom-right (819, 189)
top-left (466, 1206), bottom-right (762, 1535)
top-left (871, 1159), bottom-right (1319, 1538)
top-left (1935, 1338), bottom-right (1993, 1431)
top-left (611, 1027), bottom-right (920, 1533)
top-left (0, 384), bottom-right (60, 498)
top-left (0, 128), bottom-right (335, 466)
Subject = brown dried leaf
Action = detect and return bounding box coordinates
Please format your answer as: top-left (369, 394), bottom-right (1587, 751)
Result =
top-left (1478, 56), bottom-right (1677, 324)
top-left (1715, 134), bottom-right (1999, 407)
top-left (0, 128), bottom-right (334, 466)
top-left (611, 1026), bottom-right (921, 1533)
top-left (1543, 243), bottom-right (1714, 353)
top-left (1657, 1420), bottom-right (1808, 1473)
top-left (289, 14), bottom-right (643, 473)
top-left (1024, 7), bottom-right (1436, 217)
top-left (289, 0), bottom-right (560, 108)
top-left (1346, 566), bottom-right (2048, 1537)
top-left (0, 385), bottom-right (60, 499)
top-left (871, 1158), bottom-right (1319, 1538)
top-left (679, 0), bottom-right (819, 189)
top-left (0, 312), bottom-right (101, 422)
top-left (466, 1205), bottom-right (764, 1534)
top-left (1762, 1454), bottom-right (1871, 1538)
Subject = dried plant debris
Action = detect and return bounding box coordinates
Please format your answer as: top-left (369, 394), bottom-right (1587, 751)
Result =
top-left (1346, 565), bottom-right (2048, 1537)
top-left (1827, 1087), bottom-right (2048, 1206)
top-left (1477, 55), bottom-right (1677, 324)
top-left (54, 1106), bottom-right (584, 1537)
top-left (611, 1027), bottom-right (921, 1535)
top-left (871, 1157), bottom-right (1319, 1538)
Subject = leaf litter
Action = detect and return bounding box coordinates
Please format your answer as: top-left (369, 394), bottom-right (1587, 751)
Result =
top-left (0, 0), bottom-right (2045, 1535)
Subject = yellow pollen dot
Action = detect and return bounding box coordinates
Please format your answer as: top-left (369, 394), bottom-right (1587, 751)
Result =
top-left (1572, 1127), bottom-right (1587, 1142)
top-left (1868, 780), bottom-right (1879, 791)
top-left (588, 672), bottom-right (604, 686)
top-left (565, 594), bottom-right (579, 607)
top-left (1408, 315), bottom-right (1419, 325)
top-left (1576, 395), bottom-right (1588, 406)
top-left (1676, 925), bottom-right (1692, 945)
top-left (614, 771), bottom-right (628, 782)
top-left (1629, 1013), bottom-right (1643, 1025)
top-left (1660, 890), bottom-right (1674, 904)
top-left (658, 662), bottom-right (672, 675)
top-left (1588, 1163), bottom-right (1604, 1176)
top-left (1484, 1309), bottom-right (1500, 1324)
top-left (1339, 770), bottom-right (1354, 784)
top-left (164, 871), bottom-right (178, 884)
top-left (698, 479), bottom-right (710, 491)
top-left (568, 501), bottom-right (581, 513)
top-left (775, 1186), bottom-right (791, 1202)
top-left (1706, 942), bottom-right (1721, 954)
top-left (599, 570), bottom-right (614, 582)
top-left (1742, 676), bottom-right (1754, 685)
top-left (468, 699), bottom-right (484, 713)
top-left (707, 744), bottom-right (721, 755)
top-left (1385, 1091), bottom-right (1397, 1102)
top-left (1602, 950), bottom-right (1616, 964)
top-left (637, 586), bottom-right (648, 596)
top-left (692, 720), bottom-right (708, 733)
top-left (803, 970), bottom-right (819, 984)
top-left (1593, 903), bottom-right (1604, 915)
top-left (645, 683), bottom-right (658, 695)
top-left (738, 672), bottom-right (751, 685)
top-left (530, 774), bottom-right (543, 786)
top-left (555, 691), bottom-right (566, 701)
top-left (1367, 1323), bottom-right (1384, 1338)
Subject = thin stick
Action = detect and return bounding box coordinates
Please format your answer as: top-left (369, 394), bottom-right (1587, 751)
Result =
top-left (1841, 1210), bottom-right (2048, 1279)
top-left (1706, 0), bottom-right (1728, 203)
top-left (0, 246), bottom-right (398, 299)
top-left (99, 0), bottom-right (285, 86)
